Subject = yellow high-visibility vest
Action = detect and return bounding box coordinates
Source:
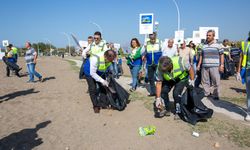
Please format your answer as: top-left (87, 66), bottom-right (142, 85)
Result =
top-left (163, 56), bottom-right (188, 81)
top-left (91, 52), bottom-right (111, 73)
top-left (241, 41), bottom-right (250, 67)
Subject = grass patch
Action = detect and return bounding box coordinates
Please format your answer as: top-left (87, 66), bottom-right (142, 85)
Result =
top-left (129, 91), bottom-right (154, 111)
top-left (221, 97), bottom-right (246, 107)
top-left (66, 60), bottom-right (80, 72)
top-left (191, 118), bottom-right (250, 147)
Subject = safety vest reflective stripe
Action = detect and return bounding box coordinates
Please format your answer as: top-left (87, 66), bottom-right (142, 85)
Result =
top-left (163, 57), bottom-right (188, 81)
top-left (90, 41), bottom-right (105, 55)
top-left (146, 39), bottom-right (160, 64)
top-left (241, 41), bottom-right (250, 67)
top-left (146, 39), bottom-right (160, 52)
top-left (92, 52), bottom-right (111, 72)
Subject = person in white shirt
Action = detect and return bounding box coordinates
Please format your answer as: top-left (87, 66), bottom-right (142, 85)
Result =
top-left (82, 31), bottom-right (108, 59)
top-left (83, 49), bottom-right (116, 113)
top-left (162, 39), bottom-right (178, 57)
top-left (79, 36), bottom-right (93, 79)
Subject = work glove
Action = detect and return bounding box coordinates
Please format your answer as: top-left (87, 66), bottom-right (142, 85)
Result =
top-left (101, 80), bottom-right (109, 87)
top-left (236, 72), bottom-right (241, 81)
top-left (155, 97), bottom-right (165, 109)
top-left (188, 79), bottom-right (195, 87)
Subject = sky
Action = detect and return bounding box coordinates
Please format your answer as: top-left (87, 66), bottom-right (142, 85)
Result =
top-left (0, 0), bottom-right (250, 48)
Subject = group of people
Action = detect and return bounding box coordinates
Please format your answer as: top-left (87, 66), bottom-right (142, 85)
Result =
top-left (125, 30), bottom-right (250, 121)
top-left (77, 30), bottom-right (250, 122)
top-left (2, 42), bottom-right (43, 83)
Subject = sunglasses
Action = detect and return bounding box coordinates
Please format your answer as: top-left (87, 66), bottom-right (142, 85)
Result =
top-left (94, 37), bottom-right (100, 40)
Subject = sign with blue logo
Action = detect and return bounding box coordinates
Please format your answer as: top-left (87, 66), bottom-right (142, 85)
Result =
top-left (139, 13), bottom-right (154, 34)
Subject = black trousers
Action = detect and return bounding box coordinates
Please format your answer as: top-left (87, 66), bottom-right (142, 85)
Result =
top-left (148, 64), bottom-right (157, 94)
top-left (86, 76), bottom-right (107, 107)
top-left (6, 66), bottom-right (10, 76)
top-left (161, 79), bottom-right (188, 109)
top-left (3, 56), bottom-right (20, 77)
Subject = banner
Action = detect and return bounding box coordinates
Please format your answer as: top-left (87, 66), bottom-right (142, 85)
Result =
top-left (192, 31), bottom-right (201, 44)
top-left (2, 40), bottom-right (8, 47)
top-left (139, 13), bottom-right (154, 35)
top-left (174, 30), bottom-right (184, 44)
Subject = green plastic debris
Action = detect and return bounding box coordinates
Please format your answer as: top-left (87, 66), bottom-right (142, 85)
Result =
top-left (138, 126), bottom-right (156, 136)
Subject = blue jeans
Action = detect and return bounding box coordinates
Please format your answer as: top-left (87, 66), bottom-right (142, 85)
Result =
top-left (27, 63), bottom-right (42, 81)
top-left (246, 69), bottom-right (250, 113)
top-left (113, 61), bottom-right (118, 75)
top-left (130, 65), bottom-right (141, 89)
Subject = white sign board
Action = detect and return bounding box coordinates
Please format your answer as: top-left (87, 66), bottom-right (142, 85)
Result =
top-left (0, 52), bottom-right (5, 60)
top-left (199, 27), bottom-right (219, 39)
top-left (2, 40), bottom-right (9, 47)
top-left (192, 31), bottom-right (201, 44)
top-left (174, 30), bottom-right (184, 44)
top-left (114, 43), bottom-right (121, 50)
top-left (79, 41), bottom-right (88, 48)
top-left (139, 13), bottom-right (154, 35)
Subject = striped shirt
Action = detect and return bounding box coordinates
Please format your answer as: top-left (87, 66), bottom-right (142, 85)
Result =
top-left (25, 48), bottom-right (37, 64)
top-left (201, 41), bottom-right (223, 67)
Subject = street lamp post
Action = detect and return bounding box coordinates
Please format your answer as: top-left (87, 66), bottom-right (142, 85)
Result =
top-left (61, 32), bottom-right (71, 55)
top-left (172, 0), bottom-right (180, 31)
top-left (44, 38), bottom-right (52, 55)
top-left (90, 21), bottom-right (103, 34)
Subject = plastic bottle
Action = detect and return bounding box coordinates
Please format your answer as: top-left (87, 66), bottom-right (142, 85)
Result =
top-left (139, 126), bottom-right (156, 136)
top-left (176, 103), bottom-right (181, 114)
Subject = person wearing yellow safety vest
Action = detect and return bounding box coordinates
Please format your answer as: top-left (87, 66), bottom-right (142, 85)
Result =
top-left (82, 31), bottom-right (108, 59)
top-left (83, 50), bottom-right (116, 113)
top-left (144, 32), bottom-right (162, 97)
top-left (154, 56), bottom-right (195, 118)
top-left (3, 45), bottom-right (21, 77)
top-left (236, 34), bottom-right (250, 121)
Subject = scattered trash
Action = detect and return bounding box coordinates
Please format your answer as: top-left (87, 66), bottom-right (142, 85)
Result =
top-left (192, 131), bottom-right (199, 137)
top-left (138, 126), bottom-right (156, 136)
top-left (214, 142), bottom-right (220, 148)
top-left (65, 146), bottom-right (70, 150)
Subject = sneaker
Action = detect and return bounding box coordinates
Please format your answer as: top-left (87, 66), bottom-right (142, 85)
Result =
top-left (148, 93), bottom-right (156, 97)
top-left (165, 110), bottom-right (171, 116)
top-left (245, 114), bottom-right (250, 122)
top-left (27, 80), bottom-right (35, 83)
top-left (39, 77), bottom-right (44, 82)
top-left (129, 88), bottom-right (136, 92)
top-left (154, 109), bottom-right (167, 118)
top-left (17, 67), bottom-right (22, 72)
top-left (213, 97), bottom-right (220, 101)
top-left (93, 107), bottom-right (100, 113)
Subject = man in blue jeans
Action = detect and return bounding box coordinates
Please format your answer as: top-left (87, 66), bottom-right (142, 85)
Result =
top-left (25, 42), bottom-right (43, 83)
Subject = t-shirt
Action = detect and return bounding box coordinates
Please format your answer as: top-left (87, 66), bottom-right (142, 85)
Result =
top-left (155, 57), bottom-right (190, 81)
top-left (178, 47), bottom-right (194, 64)
top-left (25, 48), bottom-right (37, 64)
top-left (162, 45), bottom-right (178, 57)
top-left (201, 41), bottom-right (224, 67)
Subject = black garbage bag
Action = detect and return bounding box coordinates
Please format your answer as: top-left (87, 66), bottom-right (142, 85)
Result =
top-left (106, 75), bottom-right (130, 111)
top-left (179, 87), bottom-right (213, 125)
top-left (2, 56), bottom-right (20, 71)
top-left (222, 55), bottom-right (233, 78)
